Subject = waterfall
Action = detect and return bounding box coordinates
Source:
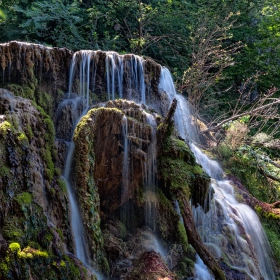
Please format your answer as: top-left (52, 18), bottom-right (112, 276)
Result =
top-left (120, 115), bottom-right (131, 226)
top-left (63, 52), bottom-right (103, 278)
top-left (191, 144), bottom-right (275, 280)
top-left (62, 97), bottom-right (97, 269)
top-left (63, 49), bottom-right (275, 279)
top-left (158, 67), bottom-right (276, 280)
top-left (64, 126), bottom-right (88, 264)
top-left (64, 50), bottom-right (151, 275)
top-left (143, 111), bottom-right (158, 230)
top-left (159, 67), bottom-right (199, 142)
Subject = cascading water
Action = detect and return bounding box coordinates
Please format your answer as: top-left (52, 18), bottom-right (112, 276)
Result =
top-left (68, 51), bottom-right (146, 104)
top-left (143, 111), bottom-right (158, 230)
top-left (65, 50), bottom-right (155, 276)
top-left (191, 144), bottom-right (275, 280)
top-left (63, 49), bottom-right (276, 279)
top-left (63, 52), bottom-right (103, 278)
top-left (61, 96), bottom-right (88, 264)
top-left (159, 67), bottom-right (276, 280)
top-left (120, 115), bottom-right (131, 225)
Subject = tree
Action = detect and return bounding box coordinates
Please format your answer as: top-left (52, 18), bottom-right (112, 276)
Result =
top-left (179, 12), bottom-right (242, 118)
top-left (13, 0), bottom-right (87, 49)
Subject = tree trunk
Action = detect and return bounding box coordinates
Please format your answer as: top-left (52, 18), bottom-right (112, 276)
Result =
top-left (177, 190), bottom-right (226, 280)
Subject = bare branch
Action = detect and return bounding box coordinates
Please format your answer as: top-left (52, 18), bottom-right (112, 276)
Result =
top-left (202, 98), bottom-right (280, 133)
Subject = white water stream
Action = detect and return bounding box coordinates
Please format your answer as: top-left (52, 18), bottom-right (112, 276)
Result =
top-left (63, 52), bottom-right (103, 278)
top-left (159, 67), bottom-right (276, 280)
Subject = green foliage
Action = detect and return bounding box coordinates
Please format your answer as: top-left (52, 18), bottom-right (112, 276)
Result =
top-left (215, 142), bottom-right (280, 203)
top-left (222, 115), bottom-right (250, 130)
top-left (0, 9), bottom-right (7, 20)
top-left (14, 0), bottom-right (86, 49)
top-left (264, 225), bottom-right (280, 263)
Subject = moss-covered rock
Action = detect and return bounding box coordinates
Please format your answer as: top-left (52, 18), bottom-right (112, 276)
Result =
top-left (0, 90), bottom-right (92, 279)
top-left (158, 135), bottom-right (210, 207)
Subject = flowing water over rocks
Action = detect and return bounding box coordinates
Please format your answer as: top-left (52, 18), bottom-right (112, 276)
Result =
top-left (0, 42), bottom-right (277, 280)
top-left (62, 99), bottom-right (89, 265)
top-left (159, 67), bottom-right (276, 280)
top-left (63, 51), bottom-right (276, 280)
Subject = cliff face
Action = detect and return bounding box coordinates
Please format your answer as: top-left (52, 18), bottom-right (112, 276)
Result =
top-left (0, 42), bottom-right (212, 280)
top-left (0, 88), bottom-right (96, 279)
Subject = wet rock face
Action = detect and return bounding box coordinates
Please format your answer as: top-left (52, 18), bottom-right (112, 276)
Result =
top-left (74, 100), bottom-right (158, 214)
top-left (0, 42), bottom-right (163, 120)
top-left (103, 223), bottom-right (184, 280)
top-left (126, 251), bottom-right (175, 280)
top-left (0, 89), bottom-right (79, 279)
top-left (73, 100), bottom-right (160, 264)
top-left (220, 262), bottom-right (253, 280)
top-left (55, 95), bottom-right (84, 142)
top-left (0, 41), bottom-right (72, 85)
top-left (73, 99), bottom-right (202, 278)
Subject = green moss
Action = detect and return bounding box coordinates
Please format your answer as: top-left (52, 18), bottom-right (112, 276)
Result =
top-left (0, 262), bottom-right (8, 276)
top-left (8, 82), bottom-right (36, 101)
top-left (26, 124), bottom-right (34, 140)
top-left (160, 157), bottom-right (193, 198)
top-left (177, 222), bottom-right (189, 253)
top-left (17, 132), bottom-right (29, 145)
top-left (32, 102), bottom-right (55, 145)
top-left (43, 149), bottom-right (54, 180)
top-left (36, 89), bottom-right (53, 116)
top-left (58, 177), bottom-right (67, 194)
top-left (21, 246), bottom-right (49, 258)
top-left (174, 257), bottom-right (195, 278)
top-left (3, 219), bottom-right (25, 242)
top-left (157, 190), bottom-right (178, 240)
top-left (6, 114), bottom-right (19, 130)
top-left (0, 121), bottom-right (12, 137)
top-left (55, 228), bottom-right (65, 242)
top-left (9, 242), bottom-right (21, 253)
top-left (74, 107), bottom-right (122, 140)
top-left (74, 108), bottom-right (115, 272)
top-left (54, 167), bottom-right (61, 177)
top-left (15, 192), bottom-right (32, 205)
top-left (0, 165), bottom-right (10, 177)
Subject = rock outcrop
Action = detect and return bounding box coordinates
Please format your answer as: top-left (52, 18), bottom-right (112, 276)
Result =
top-left (0, 41), bottom-right (219, 280)
top-left (0, 89), bottom-right (97, 279)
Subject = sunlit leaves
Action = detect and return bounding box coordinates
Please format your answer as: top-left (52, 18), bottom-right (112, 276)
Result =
top-left (0, 10), bottom-right (6, 20)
